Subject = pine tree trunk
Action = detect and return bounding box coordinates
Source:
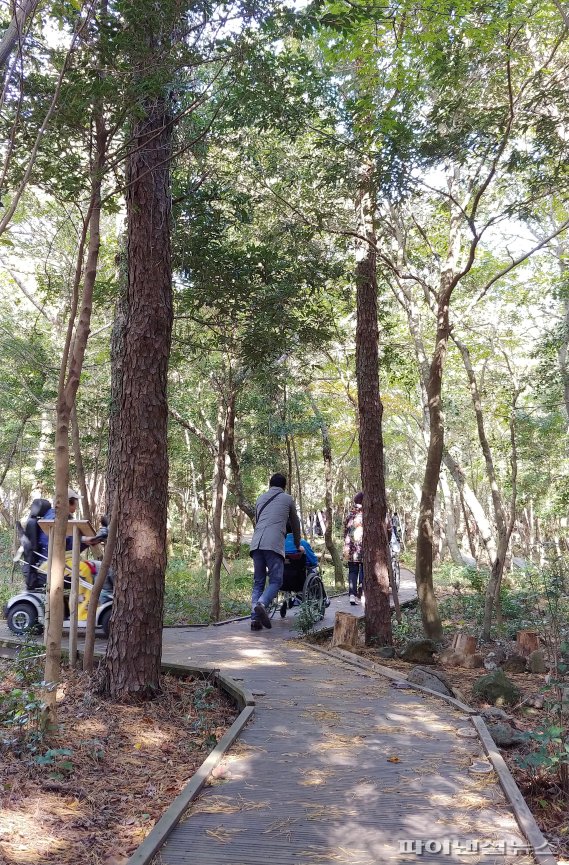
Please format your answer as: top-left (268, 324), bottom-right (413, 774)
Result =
top-left (105, 282), bottom-right (127, 517)
top-left (354, 167), bottom-right (391, 647)
top-left (103, 95), bottom-right (173, 700)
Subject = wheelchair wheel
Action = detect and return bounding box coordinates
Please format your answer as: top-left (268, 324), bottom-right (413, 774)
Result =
top-left (303, 573), bottom-right (326, 621)
top-left (267, 597), bottom-right (279, 618)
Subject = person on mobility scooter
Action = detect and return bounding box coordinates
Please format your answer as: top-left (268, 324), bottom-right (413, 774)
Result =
top-left (4, 493), bottom-right (114, 637)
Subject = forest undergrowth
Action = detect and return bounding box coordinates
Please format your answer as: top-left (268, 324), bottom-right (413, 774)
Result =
top-left (0, 648), bottom-right (236, 865)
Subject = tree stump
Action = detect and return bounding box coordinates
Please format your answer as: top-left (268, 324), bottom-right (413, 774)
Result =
top-left (450, 634), bottom-right (477, 655)
top-left (517, 630), bottom-right (539, 656)
top-left (331, 612), bottom-right (359, 649)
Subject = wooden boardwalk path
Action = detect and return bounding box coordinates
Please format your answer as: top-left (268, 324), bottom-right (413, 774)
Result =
top-left (0, 572), bottom-right (538, 864)
top-left (154, 573), bottom-right (534, 865)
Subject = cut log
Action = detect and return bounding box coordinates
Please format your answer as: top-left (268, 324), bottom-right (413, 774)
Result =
top-left (450, 634), bottom-right (477, 655)
top-left (517, 630), bottom-right (539, 656)
top-left (331, 611), bottom-right (358, 649)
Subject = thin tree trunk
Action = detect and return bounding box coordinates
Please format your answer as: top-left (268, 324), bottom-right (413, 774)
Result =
top-left (443, 449), bottom-right (496, 564)
top-left (440, 472), bottom-right (463, 565)
top-left (226, 397), bottom-right (255, 523)
top-left (354, 166), bottom-right (391, 646)
top-left (0, 414), bottom-right (29, 489)
top-left (211, 394), bottom-right (230, 621)
top-left (70, 403), bottom-right (93, 525)
top-left (307, 393), bottom-right (344, 589)
top-left (414, 278), bottom-right (449, 641)
top-left (83, 505), bottom-right (117, 672)
top-left (0, 0), bottom-right (39, 69)
top-left (290, 435), bottom-right (306, 537)
top-left (44, 117), bottom-right (105, 723)
top-left (103, 91), bottom-right (173, 700)
top-left (200, 448), bottom-right (213, 578)
top-left (481, 392), bottom-right (519, 640)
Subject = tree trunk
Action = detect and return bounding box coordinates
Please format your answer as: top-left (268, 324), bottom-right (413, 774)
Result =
top-left (0, 0), bottom-right (40, 69)
top-left (308, 393), bottom-right (344, 589)
top-left (70, 403), bottom-right (93, 525)
top-left (443, 449), bottom-right (496, 564)
top-left (103, 94), bottom-right (173, 701)
top-left (211, 393), bottom-right (230, 621)
top-left (354, 167), bottom-right (391, 647)
top-left (83, 506), bottom-right (117, 672)
top-left (517, 630), bottom-right (539, 656)
top-left (414, 283), bottom-right (450, 641)
top-left (440, 472), bottom-right (463, 565)
top-left (331, 611), bottom-right (359, 649)
top-left (104, 281), bottom-right (127, 518)
top-left (290, 435), bottom-right (306, 537)
top-left (226, 397), bottom-right (255, 523)
top-left (451, 634), bottom-right (477, 655)
top-left (43, 118), bottom-right (105, 723)
top-left (481, 391), bottom-right (519, 640)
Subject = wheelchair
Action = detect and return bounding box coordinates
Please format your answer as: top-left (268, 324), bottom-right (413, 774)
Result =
top-left (268, 552), bottom-right (327, 621)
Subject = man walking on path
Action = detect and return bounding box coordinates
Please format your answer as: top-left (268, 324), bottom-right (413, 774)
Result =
top-left (249, 473), bottom-right (301, 631)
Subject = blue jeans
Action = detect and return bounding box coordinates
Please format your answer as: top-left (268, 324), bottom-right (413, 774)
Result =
top-left (348, 562), bottom-right (363, 596)
top-left (251, 550), bottom-right (284, 620)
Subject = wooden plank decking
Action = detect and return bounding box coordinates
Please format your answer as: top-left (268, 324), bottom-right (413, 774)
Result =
top-left (154, 573), bottom-right (536, 865)
top-left (0, 571), bottom-right (541, 864)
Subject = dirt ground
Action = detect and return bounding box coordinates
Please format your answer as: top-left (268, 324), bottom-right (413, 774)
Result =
top-left (0, 661), bottom-right (236, 865)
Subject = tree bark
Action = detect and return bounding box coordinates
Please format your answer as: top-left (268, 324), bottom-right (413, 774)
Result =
top-left (103, 93), bottom-right (173, 700)
top-left (481, 391), bottom-right (519, 640)
top-left (210, 393), bottom-right (230, 621)
top-left (83, 505), bottom-right (118, 672)
top-left (290, 435), bottom-right (306, 538)
top-left (331, 611), bottom-right (358, 649)
top-left (0, 0), bottom-right (40, 70)
top-left (443, 448), bottom-right (497, 564)
top-left (517, 630), bottom-right (539, 656)
top-left (440, 472), bottom-right (463, 565)
top-left (308, 393), bottom-right (345, 589)
top-left (70, 403), bottom-right (93, 525)
top-left (43, 117), bottom-right (105, 723)
top-left (354, 166), bottom-right (392, 646)
top-left (105, 282), bottom-right (128, 518)
top-left (414, 272), bottom-right (453, 641)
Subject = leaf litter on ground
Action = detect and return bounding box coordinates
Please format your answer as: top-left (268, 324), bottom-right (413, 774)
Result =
top-left (0, 664), bottom-right (236, 865)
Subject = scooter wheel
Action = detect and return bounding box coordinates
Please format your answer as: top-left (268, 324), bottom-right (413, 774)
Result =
top-left (7, 601), bottom-right (41, 635)
top-left (99, 607), bottom-right (112, 638)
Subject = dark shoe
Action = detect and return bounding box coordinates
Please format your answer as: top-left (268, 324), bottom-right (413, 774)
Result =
top-left (254, 602), bottom-right (272, 629)
top-left (251, 620), bottom-right (263, 631)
